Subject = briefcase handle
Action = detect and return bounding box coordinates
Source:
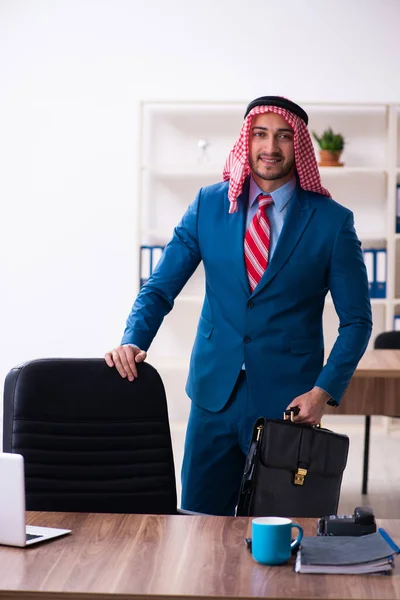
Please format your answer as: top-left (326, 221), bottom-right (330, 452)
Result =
top-left (284, 407), bottom-right (322, 428)
top-left (283, 407), bottom-right (300, 422)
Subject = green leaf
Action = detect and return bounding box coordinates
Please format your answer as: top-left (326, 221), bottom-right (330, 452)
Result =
top-left (312, 127), bottom-right (345, 150)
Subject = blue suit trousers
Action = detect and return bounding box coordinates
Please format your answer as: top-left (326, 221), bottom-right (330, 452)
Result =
top-left (181, 370), bottom-right (259, 516)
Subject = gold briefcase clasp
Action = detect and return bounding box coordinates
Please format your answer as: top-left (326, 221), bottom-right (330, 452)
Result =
top-left (294, 467), bottom-right (307, 486)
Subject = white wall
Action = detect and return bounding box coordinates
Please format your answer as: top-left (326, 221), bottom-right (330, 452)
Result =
top-left (1, 0), bottom-right (400, 440)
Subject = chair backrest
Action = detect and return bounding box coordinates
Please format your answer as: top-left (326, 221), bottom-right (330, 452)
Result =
top-left (3, 358), bottom-right (178, 514)
top-left (374, 331), bottom-right (400, 349)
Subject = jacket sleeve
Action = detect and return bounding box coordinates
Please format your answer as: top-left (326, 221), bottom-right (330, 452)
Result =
top-left (121, 190), bottom-right (202, 350)
top-left (314, 211), bottom-right (372, 404)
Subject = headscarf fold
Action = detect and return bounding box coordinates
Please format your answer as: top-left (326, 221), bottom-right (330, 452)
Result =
top-left (223, 104), bottom-right (331, 213)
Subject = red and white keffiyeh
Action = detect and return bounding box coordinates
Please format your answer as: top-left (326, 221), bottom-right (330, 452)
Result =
top-left (223, 105), bottom-right (331, 213)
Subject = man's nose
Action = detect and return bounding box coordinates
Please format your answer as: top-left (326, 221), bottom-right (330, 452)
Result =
top-left (263, 136), bottom-right (279, 154)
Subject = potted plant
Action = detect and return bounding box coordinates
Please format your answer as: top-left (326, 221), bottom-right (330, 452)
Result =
top-left (312, 127), bottom-right (345, 167)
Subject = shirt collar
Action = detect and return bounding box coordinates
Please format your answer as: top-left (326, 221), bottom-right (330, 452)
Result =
top-left (249, 175), bottom-right (297, 212)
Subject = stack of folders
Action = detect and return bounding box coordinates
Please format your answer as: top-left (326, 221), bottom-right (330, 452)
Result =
top-left (140, 245), bottom-right (165, 287)
top-left (362, 248), bottom-right (387, 299)
top-left (295, 528), bottom-right (400, 575)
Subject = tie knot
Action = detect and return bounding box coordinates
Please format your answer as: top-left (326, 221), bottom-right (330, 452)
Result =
top-left (257, 193), bottom-right (273, 210)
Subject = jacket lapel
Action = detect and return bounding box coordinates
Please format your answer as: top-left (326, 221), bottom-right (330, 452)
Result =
top-left (252, 187), bottom-right (315, 297)
top-left (226, 177), bottom-right (250, 295)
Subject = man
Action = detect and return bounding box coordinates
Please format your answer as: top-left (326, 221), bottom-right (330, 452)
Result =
top-left (105, 96), bottom-right (372, 516)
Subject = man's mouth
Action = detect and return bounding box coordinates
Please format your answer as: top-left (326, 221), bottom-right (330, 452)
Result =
top-left (259, 156), bottom-right (282, 165)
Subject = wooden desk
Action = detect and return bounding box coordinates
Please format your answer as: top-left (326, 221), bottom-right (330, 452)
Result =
top-left (325, 350), bottom-right (400, 494)
top-left (0, 512), bottom-right (399, 600)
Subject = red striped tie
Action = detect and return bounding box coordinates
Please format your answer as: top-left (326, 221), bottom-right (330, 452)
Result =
top-left (244, 194), bottom-right (274, 292)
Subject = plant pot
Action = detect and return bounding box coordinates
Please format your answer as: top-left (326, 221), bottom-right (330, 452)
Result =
top-left (318, 150), bottom-right (344, 167)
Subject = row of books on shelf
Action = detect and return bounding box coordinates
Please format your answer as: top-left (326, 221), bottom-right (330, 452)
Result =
top-left (140, 245), bottom-right (400, 314)
top-left (140, 246), bottom-right (398, 330)
top-left (362, 248), bottom-right (386, 298)
top-left (140, 245), bottom-right (389, 298)
top-left (140, 245), bottom-right (165, 287)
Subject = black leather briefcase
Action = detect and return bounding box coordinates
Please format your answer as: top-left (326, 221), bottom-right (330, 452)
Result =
top-left (235, 410), bottom-right (349, 518)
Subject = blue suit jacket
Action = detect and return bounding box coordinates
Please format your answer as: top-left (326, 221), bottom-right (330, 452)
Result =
top-left (122, 179), bottom-right (372, 418)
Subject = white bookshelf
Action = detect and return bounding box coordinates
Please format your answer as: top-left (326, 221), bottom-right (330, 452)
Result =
top-left (138, 102), bottom-right (400, 422)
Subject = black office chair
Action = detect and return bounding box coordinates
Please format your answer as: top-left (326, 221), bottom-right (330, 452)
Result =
top-left (374, 331), bottom-right (400, 350)
top-left (361, 331), bottom-right (400, 494)
top-left (2, 358), bottom-right (182, 514)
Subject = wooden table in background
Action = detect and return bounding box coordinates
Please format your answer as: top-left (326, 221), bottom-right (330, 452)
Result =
top-left (325, 350), bottom-right (400, 494)
top-left (0, 512), bottom-right (399, 600)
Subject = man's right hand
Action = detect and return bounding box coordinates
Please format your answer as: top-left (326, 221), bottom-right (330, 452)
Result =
top-left (104, 344), bottom-right (147, 381)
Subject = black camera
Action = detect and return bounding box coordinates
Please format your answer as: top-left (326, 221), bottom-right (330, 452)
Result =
top-left (317, 506), bottom-right (376, 536)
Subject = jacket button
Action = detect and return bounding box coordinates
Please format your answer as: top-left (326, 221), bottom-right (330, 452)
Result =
top-left (247, 300), bottom-right (254, 308)
top-left (244, 336), bottom-right (251, 344)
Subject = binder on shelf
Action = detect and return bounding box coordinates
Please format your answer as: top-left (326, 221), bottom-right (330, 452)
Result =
top-left (394, 315), bottom-right (400, 331)
top-left (140, 246), bottom-right (151, 288)
top-left (374, 248), bottom-right (387, 299)
top-left (396, 184), bottom-right (400, 234)
top-left (152, 246), bottom-right (164, 268)
top-left (140, 245), bottom-right (165, 287)
top-left (363, 249), bottom-right (375, 298)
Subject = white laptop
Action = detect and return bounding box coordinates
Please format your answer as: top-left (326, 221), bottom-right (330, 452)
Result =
top-left (0, 452), bottom-right (71, 547)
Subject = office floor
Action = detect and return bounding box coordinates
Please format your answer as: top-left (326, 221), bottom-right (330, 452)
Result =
top-left (170, 417), bottom-right (400, 518)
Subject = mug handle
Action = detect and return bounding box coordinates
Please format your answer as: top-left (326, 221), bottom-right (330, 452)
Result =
top-left (290, 524), bottom-right (303, 550)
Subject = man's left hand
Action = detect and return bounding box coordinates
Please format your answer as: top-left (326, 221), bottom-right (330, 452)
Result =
top-left (286, 387), bottom-right (330, 425)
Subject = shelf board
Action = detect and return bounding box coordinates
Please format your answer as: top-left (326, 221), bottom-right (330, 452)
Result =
top-left (144, 230), bottom-right (390, 244)
top-left (143, 166), bottom-right (388, 180)
top-left (147, 356), bottom-right (190, 372)
top-left (359, 235), bottom-right (387, 243)
top-left (142, 167), bottom-right (222, 180)
top-left (141, 229), bottom-right (172, 243)
top-left (319, 166), bottom-right (387, 176)
top-left (326, 296), bottom-right (388, 306)
top-left (176, 294), bottom-right (203, 304)
top-left (370, 299), bottom-right (389, 306)
top-left (143, 101), bottom-right (390, 116)
top-left (306, 103), bottom-right (387, 111)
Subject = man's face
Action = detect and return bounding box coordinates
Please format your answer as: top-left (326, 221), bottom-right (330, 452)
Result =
top-left (248, 112), bottom-right (295, 189)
